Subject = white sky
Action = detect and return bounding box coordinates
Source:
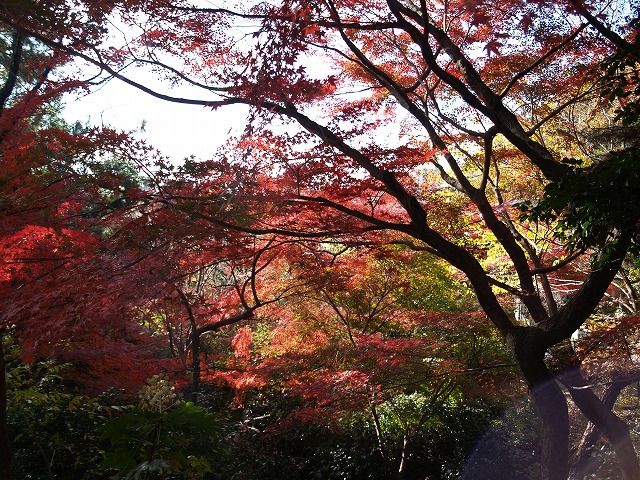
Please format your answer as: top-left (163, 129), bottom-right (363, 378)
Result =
top-left (62, 77), bottom-right (249, 163)
top-left (58, 2), bottom-right (333, 164)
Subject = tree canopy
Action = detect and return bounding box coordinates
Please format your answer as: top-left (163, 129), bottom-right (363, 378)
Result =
top-left (1, 1), bottom-right (640, 479)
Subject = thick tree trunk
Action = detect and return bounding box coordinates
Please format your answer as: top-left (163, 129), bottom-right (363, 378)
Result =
top-left (0, 335), bottom-right (13, 480)
top-left (570, 380), bottom-right (627, 479)
top-left (570, 379), bottom-right (633, 479)
top-left (512, 329), bottom-right (570, 480)
top-left (562, 373), bottom-right (639, 480)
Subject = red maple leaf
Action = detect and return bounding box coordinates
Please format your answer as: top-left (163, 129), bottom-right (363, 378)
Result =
top-left (484, 39), bottom-right (503, 56)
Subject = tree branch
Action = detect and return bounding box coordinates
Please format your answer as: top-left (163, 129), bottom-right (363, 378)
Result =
top-left (0, 28), bottom-right (24, 114)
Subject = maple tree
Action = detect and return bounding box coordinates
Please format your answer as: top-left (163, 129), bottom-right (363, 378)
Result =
top-left (0, 23), bottom-right (307, 474)
top-left (0, 17), bottom-right (185, 477)
top-left (0, 23), bottom-right (101, 478)
top-left (3, 0), bottom-right (640, 478)
top-left (206, 247), bottom-right (518, 478)
top-left (139, 229), bottom-right (314, 402)
top-left (0, 29), bottom-right (320, 478)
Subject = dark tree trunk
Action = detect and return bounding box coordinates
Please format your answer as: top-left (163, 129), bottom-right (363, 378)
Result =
top-left (566, 376), bottom-right (639, 480)
top-left (511, 328), bottom-right (570, 480)
top-left (0, 335), bottom-right (13, 480)
top-left (191, 330), bottom-right (200, 405)
top-left (551, 340), bottom-right (640, 480)
top-left (176, 287), bottom-right (202, 404)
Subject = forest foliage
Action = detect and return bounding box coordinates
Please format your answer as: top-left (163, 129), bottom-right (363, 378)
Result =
top-left (1, 1), bottom-right (640, 479)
